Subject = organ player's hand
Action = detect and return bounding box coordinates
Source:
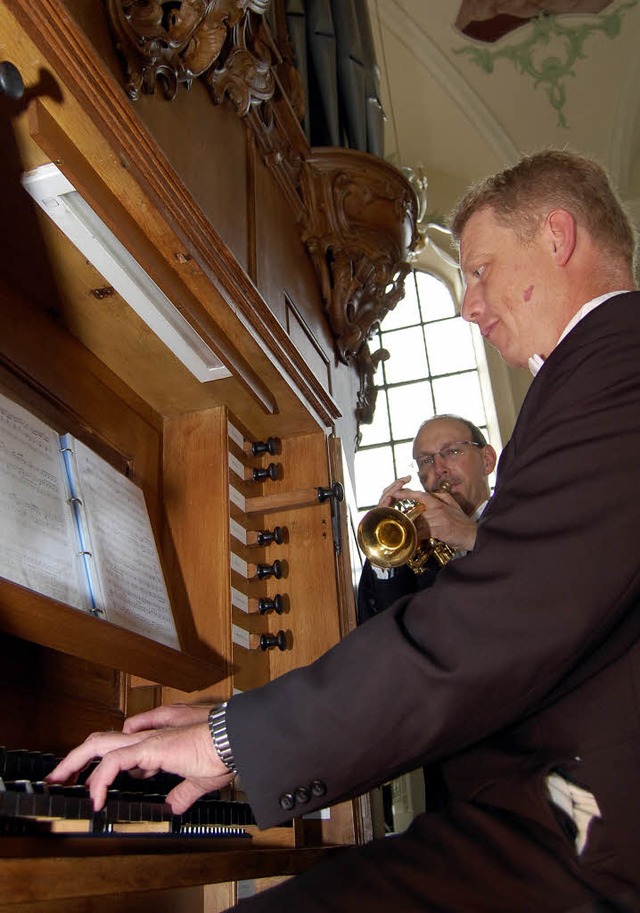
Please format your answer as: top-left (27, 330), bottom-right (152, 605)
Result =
top-left (122, 702), bottom-right (210, 733)
top-left (45, 722), bottom-right (235, 814)
top-left (400, 486), bottom-right (478, 552)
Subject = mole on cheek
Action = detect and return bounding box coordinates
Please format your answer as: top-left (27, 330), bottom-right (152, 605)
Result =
top-left (523, 285), bottom-right (534, 302)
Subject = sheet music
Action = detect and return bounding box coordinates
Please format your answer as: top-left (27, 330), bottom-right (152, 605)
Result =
top-left (68, 438), bottom-right (180, 649)
top-left (0, 394), bottom-right (88, 610)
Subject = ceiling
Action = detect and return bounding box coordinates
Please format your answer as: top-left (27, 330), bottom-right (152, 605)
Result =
top-left (366, 0), bottom-right (640, 235)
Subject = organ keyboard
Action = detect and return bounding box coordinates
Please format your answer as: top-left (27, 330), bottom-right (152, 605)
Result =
top-left (0, 748), bottom-right (268, 839)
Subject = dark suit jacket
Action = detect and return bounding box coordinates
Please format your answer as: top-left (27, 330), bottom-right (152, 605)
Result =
top-left (356, 558), bottom-right (440, 625)
top-left (357, 557), bottom-right (446, 809)
top-left (227, 292), bottom-right (640, 887)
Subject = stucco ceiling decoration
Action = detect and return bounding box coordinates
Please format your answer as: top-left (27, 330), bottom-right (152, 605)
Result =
top-left (367, 0), bottom-right (640, 289)
top-left (374, 1), bottom-right (520, 174)
top-left (453, 0), bottom-right (638, 127)
top-left (455, 0), bottom-right (616, 42)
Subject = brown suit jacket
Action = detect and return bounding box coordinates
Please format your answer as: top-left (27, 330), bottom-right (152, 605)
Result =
top-left (227, 291), bottom-right (640, 888)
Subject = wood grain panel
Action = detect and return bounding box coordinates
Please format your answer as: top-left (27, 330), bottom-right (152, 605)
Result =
top-left (0, 846), bottom-right (342, 903)
top-left (162, 408), bottom-right (234, 704)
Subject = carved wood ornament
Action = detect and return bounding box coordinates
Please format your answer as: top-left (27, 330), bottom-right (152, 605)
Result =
top-left (105, 0), bottom-right (418, 424)
top-left (300, 148), bottom-right (417, 364)
top-left (106, 0), bottom-right (275, 111)
top-left (354, 342), bottom-right (389, 430)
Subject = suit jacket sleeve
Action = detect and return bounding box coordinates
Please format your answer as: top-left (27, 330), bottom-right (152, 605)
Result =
top-left (226, 293), bottom-right (640, 829)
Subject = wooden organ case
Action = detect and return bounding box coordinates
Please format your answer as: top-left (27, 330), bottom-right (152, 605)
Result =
top-left (0, 1), bottom-right (417, 910)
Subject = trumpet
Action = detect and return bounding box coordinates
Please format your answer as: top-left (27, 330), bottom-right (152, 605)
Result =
top-left (357, 481), bottom-right (456, 575)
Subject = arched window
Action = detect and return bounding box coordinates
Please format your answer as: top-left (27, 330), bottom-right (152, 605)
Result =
top-left (354, 269), bottom-right (500, 517)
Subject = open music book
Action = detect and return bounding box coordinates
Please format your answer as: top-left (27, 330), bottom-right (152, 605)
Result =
top-left (0, 391), bottom-right (180, 649)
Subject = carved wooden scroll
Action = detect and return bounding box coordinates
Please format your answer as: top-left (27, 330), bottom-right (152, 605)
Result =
top-left (104, 2), bottom-right (419, 427)
top-left (105, 0), bottom-right (275, 112)
top-left (300, 148), bottom-right (418, 364)
top-left (354, 342), bottom-right (389, 432)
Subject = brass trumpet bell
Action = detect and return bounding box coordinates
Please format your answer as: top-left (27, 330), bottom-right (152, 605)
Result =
top-left (356, 505), bottom-right (419, 570)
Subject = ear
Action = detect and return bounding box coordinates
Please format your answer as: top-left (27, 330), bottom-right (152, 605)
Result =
top-left (481, 444), bottom-right (497, 476)
top-left (545, 209), bottom-right (577, 266)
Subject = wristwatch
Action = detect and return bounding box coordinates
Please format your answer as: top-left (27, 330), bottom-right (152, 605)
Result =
top-left (207, 702), bottom-right (237, 773)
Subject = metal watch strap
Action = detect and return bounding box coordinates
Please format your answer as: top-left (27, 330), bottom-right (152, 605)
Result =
top-left (208, 702), bottom-right (237, 773)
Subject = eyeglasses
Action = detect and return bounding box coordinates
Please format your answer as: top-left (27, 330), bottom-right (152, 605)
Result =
top-left (415, 441), bottom-right (481, 471)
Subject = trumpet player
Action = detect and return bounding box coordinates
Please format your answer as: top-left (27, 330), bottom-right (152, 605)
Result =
top-left (357, 414), bottom-right (497, 625)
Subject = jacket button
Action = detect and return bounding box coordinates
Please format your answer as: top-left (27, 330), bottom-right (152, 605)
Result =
top-left (310, 779), bottom-right (326, 798)
top-left (279, 792), bottom-right (295, 811)
top-left (295, 786), bottom-right (311, 804)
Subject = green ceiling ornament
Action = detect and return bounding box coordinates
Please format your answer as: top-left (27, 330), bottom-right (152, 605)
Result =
top-left (453, 0), bottom-right (638, 127)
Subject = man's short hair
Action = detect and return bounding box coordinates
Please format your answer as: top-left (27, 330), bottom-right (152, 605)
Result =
top-left (416, 414), bottom-right (487, 448)
top-left (447, 149), bottom-right (637, 273)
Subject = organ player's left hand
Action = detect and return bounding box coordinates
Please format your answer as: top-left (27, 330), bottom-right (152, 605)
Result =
top-left (46, 714), bottom-right (236, 814)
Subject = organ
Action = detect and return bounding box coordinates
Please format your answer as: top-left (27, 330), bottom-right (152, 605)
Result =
top-left (0, 1), bottom-right (417, 909)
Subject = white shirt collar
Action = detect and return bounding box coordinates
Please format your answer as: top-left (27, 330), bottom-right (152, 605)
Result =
top-left (527, 291), bottom-right (630, 377)
top-left (527, 353), bottom-right (545, 377)
top-left (472, 499), bottom-right (488, 521)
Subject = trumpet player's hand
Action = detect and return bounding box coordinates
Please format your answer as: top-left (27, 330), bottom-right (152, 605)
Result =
top-left (401, 487), bottom-right (478, 553)
top-left (377, 475), bottom-right (412, 508)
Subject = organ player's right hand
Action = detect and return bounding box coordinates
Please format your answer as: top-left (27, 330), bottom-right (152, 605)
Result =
top-left (45, 715), bottom-right (236, 814)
